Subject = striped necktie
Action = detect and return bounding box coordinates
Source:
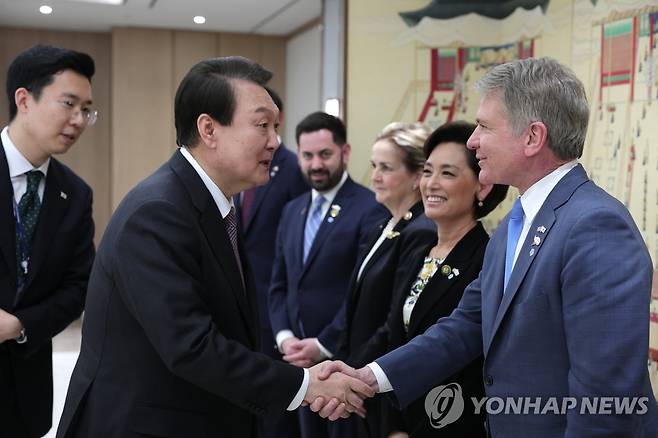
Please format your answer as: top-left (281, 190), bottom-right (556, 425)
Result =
top-left (303, 195), bottom-right (326, 263)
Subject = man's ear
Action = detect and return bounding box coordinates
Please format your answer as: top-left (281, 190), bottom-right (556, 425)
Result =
top-left (196, 114), bottom-right (217, 148)
top-left (341, 143), bottom-right (351, 163)
top-left (14, 88), bottom-right (31, 115)
top-left (524, 121), bottom-right (548, 158)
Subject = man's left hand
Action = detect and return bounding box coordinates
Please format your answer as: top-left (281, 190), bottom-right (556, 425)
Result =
top-left (0, 308), bottom-right (23, 343)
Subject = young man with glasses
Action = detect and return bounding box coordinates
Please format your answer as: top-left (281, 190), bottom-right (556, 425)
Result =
top-left (0, 44), bottom-right (96, 438)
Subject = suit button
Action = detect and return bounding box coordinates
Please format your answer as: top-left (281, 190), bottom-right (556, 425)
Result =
top-left (484, 375), bottom-right (493, 386)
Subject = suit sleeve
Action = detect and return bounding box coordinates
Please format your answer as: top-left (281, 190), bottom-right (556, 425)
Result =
top-left (113, 200), bottom-right (303, 416)
top-left (376, 273), bottom-right (484, 409)
top-left (561, 207), bottom-right (653, 438)
top-left (268, 204), bottom-right (293, 337)
top-left (14, 186), bottom-right (94, 355)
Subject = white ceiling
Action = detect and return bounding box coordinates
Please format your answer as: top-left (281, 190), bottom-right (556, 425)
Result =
top-left (0, 0), bottom-right (322, 35)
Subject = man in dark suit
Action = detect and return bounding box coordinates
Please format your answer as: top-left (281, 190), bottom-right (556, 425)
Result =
top-left (0, 44), bottom-right (96, 438)
top-left (320, 58), bottom-right (658, 437)
top-left (269, 111), bottom-right (386, 438)
top-left (56, 56), bottom-right (372, 438)
top-left (234, 87), bottom-right (308, 438)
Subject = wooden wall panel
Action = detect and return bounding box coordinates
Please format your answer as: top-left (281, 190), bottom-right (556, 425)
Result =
top-left (173, 31), bottom-right (217, 87)
top-left (111, 27), bottom-right (174, 208)
top-left (0, 27), bottom-right (111, 243)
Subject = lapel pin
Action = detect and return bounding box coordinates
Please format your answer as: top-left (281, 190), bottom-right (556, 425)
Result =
top-left (329, 204), bottom-right (341, 218)
top-left (440, 264), bottom-right (452, 276)
top-left (385, 230), bottom-right (400, 239)
top-left (532, 236), bottom-right (541, 246)
top-left (327, 217), bottom-right (334, 223)
top-left (403, 211), bottom-right (413, 221)
top-left (270, 165), bottom-right (279, 177)
top-left (537, 226), bottom-right (546, 233)
top-left (529, 248), bottom-right (535, 256)
top-left (60, 191), bottom-right (68, 200)
top-left (447, 268), bottom-right (460, 280)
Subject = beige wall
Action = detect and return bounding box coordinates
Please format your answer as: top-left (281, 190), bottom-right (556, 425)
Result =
top-left (0, 26), bottom-right (287, 238)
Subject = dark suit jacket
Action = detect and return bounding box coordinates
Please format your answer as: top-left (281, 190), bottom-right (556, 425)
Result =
top-left (378, 165), bottom-right (658, 437)
top-left (0, 141), bottom-right (94, 438)
top-left (56, 151), bottom-right (302, 438)
top-left (268, 176), bottom-right (387, 353)
top-left (234, 145), bottom-right (308, 332)
top-left (374, 223), bottom-right (488, 437)
top-left (332, 201), bottom-right (435, 365)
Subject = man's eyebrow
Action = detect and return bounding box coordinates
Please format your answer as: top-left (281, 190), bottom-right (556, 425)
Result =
top-left (60, 92), bottom-right (93, 105)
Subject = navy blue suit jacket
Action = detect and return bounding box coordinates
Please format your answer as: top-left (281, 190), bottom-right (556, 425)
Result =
top-left (268, 176), bottom-right (387, 353)
top-left (0, 140), bottom-right (94, 438)
top-left (234, 145), bottom-right (308, 330)
top-left (377, 165), bottom-right (658, 437)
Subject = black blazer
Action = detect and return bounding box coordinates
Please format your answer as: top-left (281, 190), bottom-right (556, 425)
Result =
top-left (56, 151), bottom-right (302, 438)
top-left (363, 222), bottom-right (489, 437)
top-left (0, 141), bottom-right (94, 438)
top-left (334, 201), bottom-right (435, 365)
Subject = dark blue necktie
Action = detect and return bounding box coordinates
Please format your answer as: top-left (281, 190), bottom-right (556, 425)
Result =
top-left (504, 198), bottom-right (524, 291)
top-left (15, 170), bottom-right (43, 282)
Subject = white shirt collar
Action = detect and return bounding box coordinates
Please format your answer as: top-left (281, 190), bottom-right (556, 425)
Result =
top-left (519, 160), bottom-right (579, 225)
top-left (179, 146), bottom-right (232, 219)
top-left (1, 126), bottom-right (51, 178)
top-left (310, 170), bottom-right (348, 206)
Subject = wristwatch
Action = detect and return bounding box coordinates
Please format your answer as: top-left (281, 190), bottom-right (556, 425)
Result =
top-left (14, 328), bottom-right (27, 344)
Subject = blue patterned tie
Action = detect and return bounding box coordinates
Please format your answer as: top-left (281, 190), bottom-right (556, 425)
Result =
top-left (15, 170), bottom-right (43, 282)
top-left (503, 198), bottom-right (524, 291)
top-left (303, 195), bottom-right (326, 263)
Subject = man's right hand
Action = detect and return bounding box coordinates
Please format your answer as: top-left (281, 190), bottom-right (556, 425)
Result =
top-left (303, 361), bottom-right (375, 420)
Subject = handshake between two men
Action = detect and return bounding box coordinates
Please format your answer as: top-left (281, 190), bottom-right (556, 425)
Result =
top-left (303, 361), bottom-right (380, 420)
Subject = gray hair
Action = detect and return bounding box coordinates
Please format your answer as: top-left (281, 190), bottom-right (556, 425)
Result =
top-left (475, 57), bottom-right (589, 160)
top-left (375, 122), bottom-right (431, 173)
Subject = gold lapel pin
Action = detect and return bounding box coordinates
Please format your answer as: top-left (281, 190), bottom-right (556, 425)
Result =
top-left (440, 264), bottom-right (452, 276)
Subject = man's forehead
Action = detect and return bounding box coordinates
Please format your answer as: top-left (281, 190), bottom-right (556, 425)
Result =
top-left (299, 129), bottom-right (339, 150)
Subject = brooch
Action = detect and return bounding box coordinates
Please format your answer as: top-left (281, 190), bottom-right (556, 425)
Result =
top-left (385, 230), bottom-right (400, 239)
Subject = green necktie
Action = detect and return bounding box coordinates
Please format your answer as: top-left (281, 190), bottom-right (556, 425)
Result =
top-left (15, 170), bottom-right (43, 283)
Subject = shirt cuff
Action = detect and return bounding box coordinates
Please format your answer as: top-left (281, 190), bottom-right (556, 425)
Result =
top-left (367, 362), bottom-right (393, 393)
top-left (275, 330), bottom-right (295, 353)
top-left (287, 368), bottom-right (309, 410)
top-left (315, 339), bottom-right (333, 359)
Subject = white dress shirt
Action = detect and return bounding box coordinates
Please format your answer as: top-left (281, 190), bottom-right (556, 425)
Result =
top-left (180, 147), bottom-right (309, 410)
top-left (368, 160), bottom-right (580, 393)
top-left (1, 126), bottom-right (50, 203)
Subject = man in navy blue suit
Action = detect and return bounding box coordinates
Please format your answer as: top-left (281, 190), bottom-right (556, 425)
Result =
top-left (234, 87), bottom-right (308, 438)
top-left (0, 45), bottom-right (95, 438)
top-left (269, 111), bottom-right (386, 437)
top-left (318, 58), bottom-right (658, 437)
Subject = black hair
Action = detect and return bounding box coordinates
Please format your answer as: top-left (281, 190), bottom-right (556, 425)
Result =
top-left (424, 120), bottom-right (509, 218)
top-left (6, 44), bottom-right (95, 121)
top-left (264, 86), bottom-right (283, 112)
top-left (295, 111), bottom-right (346, 146)
top-left (174, 56), bottom-right (272, 147)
